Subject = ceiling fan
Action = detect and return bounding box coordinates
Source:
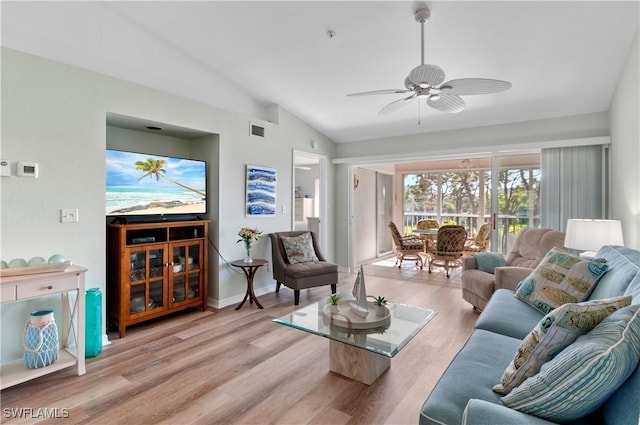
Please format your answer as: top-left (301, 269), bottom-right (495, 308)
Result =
top-left (348, 6), bottom-right (511, 114)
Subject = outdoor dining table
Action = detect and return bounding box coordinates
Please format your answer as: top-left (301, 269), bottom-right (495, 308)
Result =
top-left (413, 228), bottom-right (438, 253)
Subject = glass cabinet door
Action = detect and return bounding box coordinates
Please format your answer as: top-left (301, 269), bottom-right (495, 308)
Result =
top-left (170, 242), bottom-right (201, 304)
top-left (128, 247), bottom-right (165, 315)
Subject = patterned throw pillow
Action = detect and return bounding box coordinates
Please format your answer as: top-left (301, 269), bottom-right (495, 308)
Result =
top-left (501, 304), bottom-right (640, 423)
top-left (515, 247), bottom-right (609, 314)
top-left (493, 295), bottom-right (632, 395)
top-left (281, 233), bottom-right (319, 264)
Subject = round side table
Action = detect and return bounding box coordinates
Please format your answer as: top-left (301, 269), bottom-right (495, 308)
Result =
top-left (230, 259), bottom-right (268, 310)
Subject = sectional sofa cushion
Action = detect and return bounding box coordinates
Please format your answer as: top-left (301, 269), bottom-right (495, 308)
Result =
top-left (420, 329), bottom-right (521, 425)
top-left (462, 399), bottom-right (559, 425)
top-left (589, 245), bottom-right (640, 300)
top-left (625, 273), bottom-right (640, 303)
top-left (493, 295), bottom-right (632, 395)
top-left (474, 289), bottom-right (545, 340)
top-left (501, 305), bottom-right (640, 423)
top-left (515, 247), bottom-right (608, 314)
top-left (602, 366), bottom-right (640, 425)
top-left (280, 232), bottom-right (319, 264)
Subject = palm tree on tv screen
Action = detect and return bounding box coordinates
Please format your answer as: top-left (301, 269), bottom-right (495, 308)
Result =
top-left (135, 158), bottom-right (205, 198)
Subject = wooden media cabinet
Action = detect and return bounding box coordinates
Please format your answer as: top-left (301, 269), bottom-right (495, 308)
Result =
top-left (107, 220), bottom-right (209, 338)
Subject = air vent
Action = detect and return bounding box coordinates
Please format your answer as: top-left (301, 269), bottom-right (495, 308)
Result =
top-left (250, 123), bottom-right (265, 138)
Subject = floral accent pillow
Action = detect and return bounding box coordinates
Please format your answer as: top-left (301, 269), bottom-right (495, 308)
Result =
top-left (515, 247), bottom-right (608, 314)
top-left (281, 232), bottom-right (319, 264)
top-left (493, 295), bottom-right (632, 395)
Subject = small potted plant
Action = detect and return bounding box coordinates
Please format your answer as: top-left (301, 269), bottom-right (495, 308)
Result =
top-left (373, 296), bottom-right (388, 317)
top-left (328, 294), bottom-right (342, 313)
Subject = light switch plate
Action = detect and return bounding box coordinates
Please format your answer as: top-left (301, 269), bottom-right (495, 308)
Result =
top-left (60, 208), bottom-right (79, 223)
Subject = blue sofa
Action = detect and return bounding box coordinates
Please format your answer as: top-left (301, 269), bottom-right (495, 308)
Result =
top-left (420, 245), bottom-right (640, 425)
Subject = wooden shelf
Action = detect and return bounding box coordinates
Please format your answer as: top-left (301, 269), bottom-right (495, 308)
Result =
top-left (0, 266), bottom-right (87, 390)
top-left (1, 349), bottom-right (77, 390)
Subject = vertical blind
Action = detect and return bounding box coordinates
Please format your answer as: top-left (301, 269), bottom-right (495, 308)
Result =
top-left (541, 145), bottom-right (605, 231)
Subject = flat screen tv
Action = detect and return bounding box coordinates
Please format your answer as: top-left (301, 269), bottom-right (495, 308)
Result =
top-left (106, 149), bottom-right (206, 220)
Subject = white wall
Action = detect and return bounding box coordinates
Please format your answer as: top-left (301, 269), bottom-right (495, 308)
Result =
top-left (335, 112), bottom-right (609, 161)
top-left (0, 47), bottom-right (336, 361)
top-left (610, 30), bottom-right (640, 250)
top-left (353, 167), bottom-right (378, 264)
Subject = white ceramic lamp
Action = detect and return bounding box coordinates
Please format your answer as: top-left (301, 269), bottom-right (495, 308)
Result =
top-left (564, 219), bottom-right (624, 259)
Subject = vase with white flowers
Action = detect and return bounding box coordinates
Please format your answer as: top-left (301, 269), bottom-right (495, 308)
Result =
top-left (237, 227), bottom-right (263, 263)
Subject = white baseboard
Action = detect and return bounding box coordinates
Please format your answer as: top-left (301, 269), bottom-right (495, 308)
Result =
top-left (208, 286), bottom-right (275, 310)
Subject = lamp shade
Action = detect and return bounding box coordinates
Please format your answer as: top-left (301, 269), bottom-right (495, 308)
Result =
top-left (564, 219), bottom-right (624, 252)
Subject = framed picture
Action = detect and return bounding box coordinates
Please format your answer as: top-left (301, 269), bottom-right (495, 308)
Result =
top-left (246, 165), bottom-right (277, 217)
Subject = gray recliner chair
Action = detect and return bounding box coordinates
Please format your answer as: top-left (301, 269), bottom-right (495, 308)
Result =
top-left (270, 231), bottom-right (338, 305)
top-left (461, 228), bottom-right (566, 310)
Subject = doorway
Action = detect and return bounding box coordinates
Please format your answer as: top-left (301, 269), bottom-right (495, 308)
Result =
top-left (292, 150), bottom-right (328, 253)
top-left (352, 167), bottom-right (394, 265)
top-left (377, 173), bottom-right (393, 256)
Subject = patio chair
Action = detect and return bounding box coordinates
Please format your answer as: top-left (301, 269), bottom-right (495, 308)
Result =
top-left (416, 219), bottom-right (440, 231)
top-left (463, 223), bottom-right (491, 253)
top-left (427, 225), bottom-right (468, 277)
top-left (388, 222), bottom-right (425, 269)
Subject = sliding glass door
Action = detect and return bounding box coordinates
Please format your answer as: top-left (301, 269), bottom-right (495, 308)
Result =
top-left (402, 154), bottom-right (540, 253)
top-left (490, 155), bottom-right (541, 253)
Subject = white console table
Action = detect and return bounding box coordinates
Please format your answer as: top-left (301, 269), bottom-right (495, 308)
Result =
top-left (0, 265), bottom-right (86, 389)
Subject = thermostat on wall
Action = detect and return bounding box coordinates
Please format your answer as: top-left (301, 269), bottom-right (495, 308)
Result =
top-left (17, 162), bottom-right (38, 178)
top-left (0, 159), bottom-right (10, 177)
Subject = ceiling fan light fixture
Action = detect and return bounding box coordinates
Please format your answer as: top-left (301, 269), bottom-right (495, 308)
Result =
top-left (346, 5), bottom-right (511, 116)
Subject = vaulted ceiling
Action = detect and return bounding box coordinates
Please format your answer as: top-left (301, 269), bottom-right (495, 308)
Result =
top-left (2, 1), bottom-right (638, 143)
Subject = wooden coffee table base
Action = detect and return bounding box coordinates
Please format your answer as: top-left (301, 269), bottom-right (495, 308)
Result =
top-left (329, 340), bottom-right (391, 385)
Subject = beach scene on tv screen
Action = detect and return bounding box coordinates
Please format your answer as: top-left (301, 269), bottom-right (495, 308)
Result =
top-left (106, 150), bottom-right (206, 215)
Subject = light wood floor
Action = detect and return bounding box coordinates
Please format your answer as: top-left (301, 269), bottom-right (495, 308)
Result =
top-left (1, 260), bottom-right (479, 425)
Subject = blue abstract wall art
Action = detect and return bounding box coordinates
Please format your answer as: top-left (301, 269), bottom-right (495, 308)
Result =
top-left (246, 165), bottom-right (277, 217)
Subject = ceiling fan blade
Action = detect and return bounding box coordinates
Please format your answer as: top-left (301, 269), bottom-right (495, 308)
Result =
top-left (441, 78), bottom-right (511, 95)
top-left (379, 94), bottom-right (417, 114)
top-left (408, 64), bottom-right (445, 87)
top-left (347, 89), bottom-right (412, 97)
top-left (427, 93), bottom-right (465, 113)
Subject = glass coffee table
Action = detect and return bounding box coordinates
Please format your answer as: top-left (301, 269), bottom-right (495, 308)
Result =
top-left (273, 299), bottom-right (437, 384)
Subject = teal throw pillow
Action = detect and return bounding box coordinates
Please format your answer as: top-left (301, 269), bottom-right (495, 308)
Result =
top-left (474, 252), bottom-right (506, 274)
top-left (501, 304), bottom-right (640, 422)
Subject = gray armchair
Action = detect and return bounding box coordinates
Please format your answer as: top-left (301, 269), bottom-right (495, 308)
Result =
top-left (270, 231), bottom-right (338, 305)
top-left (461, 228), bottom-right (565, 310)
